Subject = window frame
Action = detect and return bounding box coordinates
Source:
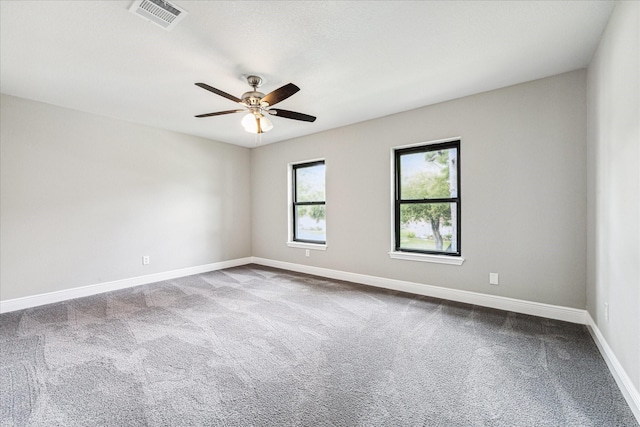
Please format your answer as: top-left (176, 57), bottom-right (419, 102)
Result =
top-left (393, 139), bottom-right (462, 258)
top-left (290, 159), bottom-right (326, 246)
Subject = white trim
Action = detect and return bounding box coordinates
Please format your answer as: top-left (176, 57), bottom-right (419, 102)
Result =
top-left (251, 257), bottom-right (586, 324)
top-left (287, 242), bottom-right (327, 250)
top-left (388, 251), bottom-right (464, 265)
top-left (585, 313), bottom-right (640, 424)
top-left (0, 257), bottom-right (253, 314)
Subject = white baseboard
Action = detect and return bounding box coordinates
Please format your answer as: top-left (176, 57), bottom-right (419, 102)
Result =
top-left (251, 257), bottom-right (587, 324)
top-left (1, 256), bottom-right (586, 323)
top-left (0, 257), bottom-right (253, 313)
top-left (586, 313), bottom-right (640, 424)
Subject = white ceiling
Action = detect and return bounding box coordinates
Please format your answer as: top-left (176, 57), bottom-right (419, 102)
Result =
top-left (0, 1), bottom-right (614, 147)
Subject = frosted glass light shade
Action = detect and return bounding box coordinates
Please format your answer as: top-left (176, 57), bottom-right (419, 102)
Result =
top-left (241, 113), bottom-right (257, 133)
top-left (259, 115), bottom-right (273, 132)
top-left (241, 113), bottom-right (273, 133)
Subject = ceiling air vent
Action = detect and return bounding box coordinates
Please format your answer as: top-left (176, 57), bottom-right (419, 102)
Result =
top-left (129, 0), bottom-right (187, 31)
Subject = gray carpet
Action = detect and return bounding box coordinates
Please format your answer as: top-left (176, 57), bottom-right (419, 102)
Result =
top-left (0, 264), bottom-right (637, 426)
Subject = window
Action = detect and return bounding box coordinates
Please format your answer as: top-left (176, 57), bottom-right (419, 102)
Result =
top-left (394, 140), bottom-right (460, 257)
top-left (291, 160), bottom-right (326, 245)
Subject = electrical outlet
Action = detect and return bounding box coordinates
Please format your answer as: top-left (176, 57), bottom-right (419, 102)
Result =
top-left (142, 256), bottom-right (150, 265)
top-left (604, 302), bottom-right (609, 322)
top-left (489, 273), bottom-right (499, 285)
top-left (305, 249), bottom-right (310, 257)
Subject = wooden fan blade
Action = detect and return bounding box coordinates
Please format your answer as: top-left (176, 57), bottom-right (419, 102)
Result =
top-left (270, 109), bottom-right (316, 122)
top-left (195, 109), bottom-right (244, 118)
top-left (195, 83), bottom-right (242, 103)
top-left (262, 83), bottom-right (300, 106)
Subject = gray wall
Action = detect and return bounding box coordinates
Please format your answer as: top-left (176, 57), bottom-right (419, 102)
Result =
top-left (587, 2), bottom-right (639, 392)
top-left (252, 70), bottom-right (587, 309)
top-left (1, 94), bottom-right (251, 301)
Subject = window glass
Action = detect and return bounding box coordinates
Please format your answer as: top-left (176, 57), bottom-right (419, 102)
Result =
top-left (399, 202), bottom-right (457, 253)
top-left (296, 163), bottom-right (325, 202)
top-left (295, 205), bottom-right (326, 242)
top-left (292, 161), bottom-right (326, 244)
top-left (395, 141), bottom-right (460, 256)
top-left (400, 148), bottom-right (457, 199)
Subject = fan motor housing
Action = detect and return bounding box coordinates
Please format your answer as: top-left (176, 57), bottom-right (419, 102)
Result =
top-left (242, 91), bottom-right (266, 107)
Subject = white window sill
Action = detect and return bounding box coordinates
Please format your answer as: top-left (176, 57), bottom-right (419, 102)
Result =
top-left (287, 242), bottom-right (327, 251)
top-left (388, 251), bottom-right (465, 265)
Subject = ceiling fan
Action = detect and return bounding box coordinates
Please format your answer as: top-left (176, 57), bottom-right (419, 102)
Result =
top-left (195, 75), bottom-right (316, 134)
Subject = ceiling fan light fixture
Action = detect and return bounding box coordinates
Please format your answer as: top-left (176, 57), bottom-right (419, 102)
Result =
top-left (259, 115), bottom-right (273, 132)
top-left (241, 113), bottom-right (257, 133)
top-left (241, 113), bottom-right (273, 134)
top-left (195, 75), bottom-right (315, 136)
